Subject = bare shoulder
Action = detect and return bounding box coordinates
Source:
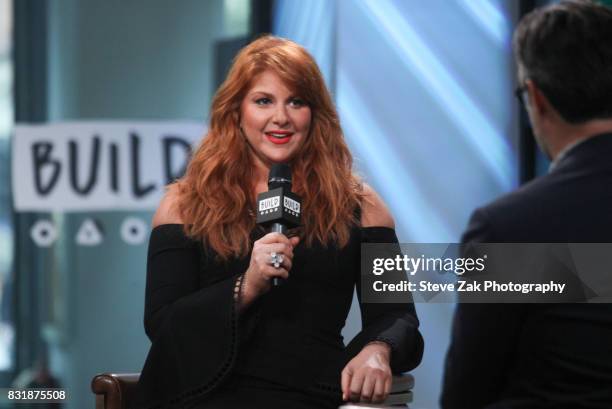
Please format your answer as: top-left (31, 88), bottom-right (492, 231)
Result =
top-left (152, 184), bottom-right (184, 227)
top-left (360, 183), bottom-right (395, 229)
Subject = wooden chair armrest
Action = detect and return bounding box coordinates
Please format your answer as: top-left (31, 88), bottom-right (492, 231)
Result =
top-left (91, 373), bottom-right (140, 409)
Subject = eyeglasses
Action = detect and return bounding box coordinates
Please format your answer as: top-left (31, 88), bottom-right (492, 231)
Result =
top-left (514, 85), bottom-right (528, 108)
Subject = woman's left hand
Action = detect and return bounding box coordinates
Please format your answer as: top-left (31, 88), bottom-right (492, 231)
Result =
top-left (341, 341), bottom-right (392, 403)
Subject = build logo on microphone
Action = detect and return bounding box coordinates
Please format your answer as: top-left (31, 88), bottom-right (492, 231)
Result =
top-left (259, 196), bottom-right (281, 215)
top-left (283, 196), bottom-right (300, 216)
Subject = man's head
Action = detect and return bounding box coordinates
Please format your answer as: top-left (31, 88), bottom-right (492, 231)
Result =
top-left (513, 0), bottom-right (612, 159)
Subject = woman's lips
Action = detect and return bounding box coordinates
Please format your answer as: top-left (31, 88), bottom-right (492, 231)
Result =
top-left (265, 131), bottom-right (294, 145)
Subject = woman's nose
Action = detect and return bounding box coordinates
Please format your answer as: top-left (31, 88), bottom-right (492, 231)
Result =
top-left (272, 105), bottom-right (289, 126)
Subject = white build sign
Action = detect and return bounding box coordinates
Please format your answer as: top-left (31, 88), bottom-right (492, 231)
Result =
top-left (12, 121), bottom-right (205, 212)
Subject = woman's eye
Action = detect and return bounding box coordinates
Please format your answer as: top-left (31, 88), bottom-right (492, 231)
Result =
top-left (289, 98), bottom-right (306, 107)
top-left (255, 97), bottom-right (272, 105)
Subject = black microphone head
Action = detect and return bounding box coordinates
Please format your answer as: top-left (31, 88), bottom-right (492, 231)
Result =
top-left (268, 163), bottom-right (292, 190)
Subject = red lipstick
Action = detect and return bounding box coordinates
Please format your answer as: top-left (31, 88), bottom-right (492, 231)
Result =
top-left (265, 130), bottom-right (294, 145)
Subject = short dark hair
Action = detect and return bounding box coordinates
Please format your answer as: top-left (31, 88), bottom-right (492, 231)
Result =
top-left (514, 0), bottom-right (612, 123)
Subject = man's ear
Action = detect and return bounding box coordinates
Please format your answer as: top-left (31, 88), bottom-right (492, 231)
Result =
top-left (525, 79), bottom-right (551, 117)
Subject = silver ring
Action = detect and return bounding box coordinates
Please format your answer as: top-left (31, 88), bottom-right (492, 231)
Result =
top-left (269, 252), bottom-right (284, 268)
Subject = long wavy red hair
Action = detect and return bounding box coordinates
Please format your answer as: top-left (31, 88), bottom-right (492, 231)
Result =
top-left (176, 35), bottom-right (362, 258)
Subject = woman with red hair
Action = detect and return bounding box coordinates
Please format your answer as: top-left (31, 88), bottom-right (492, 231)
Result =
top-left (135, 35), bottom-right (423, 409)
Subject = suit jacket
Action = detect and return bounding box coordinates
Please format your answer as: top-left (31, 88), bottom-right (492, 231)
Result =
top-left (441, 133), bottom-right (612, 409)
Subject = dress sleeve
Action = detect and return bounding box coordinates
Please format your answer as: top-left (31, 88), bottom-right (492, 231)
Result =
top-left (134, 225), bottom-right (252, 409)
top-left (346, 226), bottom-right (424, 373)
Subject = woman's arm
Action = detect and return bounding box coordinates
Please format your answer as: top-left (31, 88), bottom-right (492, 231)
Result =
top-left (138, 187), bottom-right (245, 408)
top-left (341, 184), bottom-right (424, 403)
top-left (360, 183), bottom-right (395, 229)
top-left (144, 185), bottom-right (193, 340)
top-left (357, 184), bottom-right (423, 371)
top-left (151, 184), bottom-right (183, 228)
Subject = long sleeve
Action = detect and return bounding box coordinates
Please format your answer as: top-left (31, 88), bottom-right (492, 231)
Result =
top-left (143, 224), bottom-right (201, 341)
top-left (312, 226), bottom-right (423, 396)
top-left (347, 226), bottom-right (424, 373)
top-left (134, 224), bottom-right (249, 409)
top-left (441, 209), bottom-right (527, 409)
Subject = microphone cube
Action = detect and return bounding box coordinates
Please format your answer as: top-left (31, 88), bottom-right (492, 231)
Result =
top-left (256, 187), bottom-right (301, 228)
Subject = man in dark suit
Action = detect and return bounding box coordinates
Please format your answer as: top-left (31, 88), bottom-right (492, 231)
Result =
top-left (441, 1), bottom-right (612, 408)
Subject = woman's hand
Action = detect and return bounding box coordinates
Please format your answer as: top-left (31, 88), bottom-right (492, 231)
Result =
top-left (341, 342), bottom-right (392, 403)
top-left (239, 232), bottom-right (300, 308)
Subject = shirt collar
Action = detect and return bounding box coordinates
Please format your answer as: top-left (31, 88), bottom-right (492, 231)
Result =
top-left (548, 138), bottom-right (590, 173)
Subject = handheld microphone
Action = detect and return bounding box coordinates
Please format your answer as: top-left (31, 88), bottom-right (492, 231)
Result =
top-left (256, 163), bottom-right (302, 286)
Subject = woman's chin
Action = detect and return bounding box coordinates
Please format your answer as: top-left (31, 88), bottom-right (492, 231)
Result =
top-left (262, 150), bottom-right (296, 165)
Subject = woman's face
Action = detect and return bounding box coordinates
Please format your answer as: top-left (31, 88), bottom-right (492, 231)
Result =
top-left (240, 70), bottom-right (311, 167)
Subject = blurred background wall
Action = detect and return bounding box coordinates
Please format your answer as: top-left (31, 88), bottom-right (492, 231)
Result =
top-left (0, 0), bottom-right (578, 408)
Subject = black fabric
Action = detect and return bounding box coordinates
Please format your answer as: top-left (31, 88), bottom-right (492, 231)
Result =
top-left (133, 225), bottom-right (244, 409)
top-left (134, 223), bottom-right (423, 409)
top-left (194, 374), bottom-right (337, 409)
top-left (441, 133), bottom-right (612, 409)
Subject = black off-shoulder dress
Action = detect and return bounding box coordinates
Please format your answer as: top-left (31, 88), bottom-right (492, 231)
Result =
top-left (133, 223), bottom-right (423, 409)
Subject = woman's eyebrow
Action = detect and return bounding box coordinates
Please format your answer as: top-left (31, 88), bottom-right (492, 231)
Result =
top-left (248, 90), bottom-right (274, 97)
top-left (247, 90), bottom-right (301, 101)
